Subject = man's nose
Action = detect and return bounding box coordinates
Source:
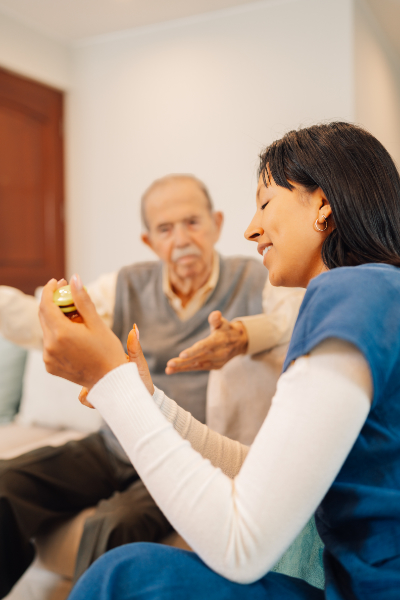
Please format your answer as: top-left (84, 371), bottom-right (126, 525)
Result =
top-left (173, 224), bottom-right (191, 246)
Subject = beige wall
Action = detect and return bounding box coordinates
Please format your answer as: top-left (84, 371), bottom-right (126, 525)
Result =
top-left (354, 0), bottom-right (400, 169)
top-left (67, 0), bottom-right (354, 283)
top-left (0, 0), bottom-right (355, 284)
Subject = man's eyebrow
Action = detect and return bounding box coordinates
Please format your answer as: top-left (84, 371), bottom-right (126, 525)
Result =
top-left (184, 214), bottom-right (202, 220)
top-left (155, 221), bottom-right (173, 229)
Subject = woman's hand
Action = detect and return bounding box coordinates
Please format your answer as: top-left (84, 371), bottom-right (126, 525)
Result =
top-left (126, 324), bottom-right (154, 395)
top-left (39, 275), bottom-right (127, 390)
top-left (78, 323), bottom-right (154, 407)
top-left (165, 311), bottom-right (248, 374)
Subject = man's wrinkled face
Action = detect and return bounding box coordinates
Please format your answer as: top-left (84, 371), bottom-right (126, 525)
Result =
top-left (141, 180), bottom-right (223, 280)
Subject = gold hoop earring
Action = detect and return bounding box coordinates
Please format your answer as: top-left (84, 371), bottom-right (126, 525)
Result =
top-left (314, 215), bottom-right (328, 232)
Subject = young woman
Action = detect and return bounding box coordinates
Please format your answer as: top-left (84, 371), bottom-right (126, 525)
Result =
top-left (39, 122), bottom-right (400, 599)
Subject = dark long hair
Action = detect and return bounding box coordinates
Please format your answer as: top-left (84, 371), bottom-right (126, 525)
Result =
top-left (258, 122), bottom-right (400, 269)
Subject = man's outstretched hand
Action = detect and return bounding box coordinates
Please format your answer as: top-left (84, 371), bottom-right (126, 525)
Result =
top-left (165, 310), bottom-right (248, 374)
top-left (39, 275), bottom-right (127, 390)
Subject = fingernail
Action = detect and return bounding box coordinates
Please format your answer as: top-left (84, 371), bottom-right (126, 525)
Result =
top-left (180, 353), bottom-right (188, 358)
top-left (134, 323), bottom-right (140, 340)
top-left (168, 361), bottom-right (176, 367)
top-left (72, 274), bottom-right (83, 290)
top-left (57, 279), bottom-right (65, 285)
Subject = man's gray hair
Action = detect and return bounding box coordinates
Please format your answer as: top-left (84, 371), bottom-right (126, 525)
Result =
top-left (141, 174), bottom-right (214, 230)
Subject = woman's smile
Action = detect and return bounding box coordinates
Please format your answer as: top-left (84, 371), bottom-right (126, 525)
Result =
top-left (257, 243), bottom-right (272, 257)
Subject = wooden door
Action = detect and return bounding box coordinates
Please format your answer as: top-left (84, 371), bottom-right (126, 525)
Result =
top-left (0, 67), bottom-right (65, 295)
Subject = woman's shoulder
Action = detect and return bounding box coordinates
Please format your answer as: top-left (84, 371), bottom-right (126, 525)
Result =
top-left (296, 263), bottom-right (400, 339)
top-left (307, 263), bottom-right (400, 299)
top-left (284, 264), bottom-right (400, 399)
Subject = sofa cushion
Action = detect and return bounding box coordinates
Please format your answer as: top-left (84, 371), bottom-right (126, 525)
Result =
top-left (0, 336), bottom-right (27, 424)
top-left (17, 350), bottom-right (102, 432)
top-left (0, 423), bottom-right (88, 460)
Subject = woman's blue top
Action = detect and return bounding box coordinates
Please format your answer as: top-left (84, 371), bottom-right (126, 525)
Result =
top-left (283, 263), bottom-right (400, 600)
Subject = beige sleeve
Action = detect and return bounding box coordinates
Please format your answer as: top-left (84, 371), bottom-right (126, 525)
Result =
top-left (153, 387), bottom-right (249, 479)
top-left (0, 272), bottom-right (117, 350)
top-left (0, 286), bottom-right (43, 349)
top-left (86, 271), bottom-right (117, 329)
top-left (238, 279), bottom-right (305, 355)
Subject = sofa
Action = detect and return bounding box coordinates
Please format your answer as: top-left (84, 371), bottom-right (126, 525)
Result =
top-left (0, 335), bottom-right (282, 600)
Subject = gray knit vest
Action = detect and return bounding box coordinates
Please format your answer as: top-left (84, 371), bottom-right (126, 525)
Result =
top-left (100, 255), bottom-right (267, 462)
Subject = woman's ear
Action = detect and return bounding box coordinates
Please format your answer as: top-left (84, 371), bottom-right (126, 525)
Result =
top-left (315, 188), bottom-right (333, 224)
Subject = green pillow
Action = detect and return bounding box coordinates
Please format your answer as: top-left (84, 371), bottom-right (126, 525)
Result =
top-left (0, 336), bottom-right (27, 423)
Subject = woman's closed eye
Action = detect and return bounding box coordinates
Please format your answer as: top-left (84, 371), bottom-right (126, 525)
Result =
top-left (261, 201), bottom-right (269, 210)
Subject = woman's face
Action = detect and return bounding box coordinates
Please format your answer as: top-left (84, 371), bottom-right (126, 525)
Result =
top-left (245, 173), bottom-right (332, 288)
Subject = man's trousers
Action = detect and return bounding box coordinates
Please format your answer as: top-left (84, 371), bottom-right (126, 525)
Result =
top-left (0, 432), bottom-right (172, 599)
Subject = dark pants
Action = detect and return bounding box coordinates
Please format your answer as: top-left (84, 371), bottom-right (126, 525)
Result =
top-left (0, 433), bottom-right (172, 599)
top-left (68, 543), bottom-right (325, 600)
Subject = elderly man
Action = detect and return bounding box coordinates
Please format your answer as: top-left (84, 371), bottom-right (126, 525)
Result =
top-left (0, 174), bottom-right (281, 596)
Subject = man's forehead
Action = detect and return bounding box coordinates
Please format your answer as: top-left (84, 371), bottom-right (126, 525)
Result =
top-left (145, 180), bottom-right (210, 225)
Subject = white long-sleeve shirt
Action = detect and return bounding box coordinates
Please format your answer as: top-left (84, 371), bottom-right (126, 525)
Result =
top-left (0, 271), bottom-right (304, 353)
top-left (87, 338), bottom-right (372, 584)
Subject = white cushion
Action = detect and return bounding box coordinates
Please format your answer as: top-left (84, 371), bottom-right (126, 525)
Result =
top-left (0, 336), bottom-right (27, 423)
top-left (17, 350), bottom-right (102, 432)
top-left (206, 344), bottom-right (288, 445)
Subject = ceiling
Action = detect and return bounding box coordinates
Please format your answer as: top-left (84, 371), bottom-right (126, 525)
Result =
top-left (0, 0), bottom-right (399, 50)
top-left (0, 0), bottom-right (261, 42)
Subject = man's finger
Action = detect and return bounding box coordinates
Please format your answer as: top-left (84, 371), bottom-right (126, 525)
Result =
top-left (208, 310), bottom-right (223, 331)
top-left (177, 337), bottom-right (218, 360)
top-left (70, 274), bottom-right (102, 328)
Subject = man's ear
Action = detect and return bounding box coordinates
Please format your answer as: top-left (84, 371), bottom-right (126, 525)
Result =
top-left (141, 232), bottom-right (154, 251)
top-left (213, 211), bottom-right (224, 238)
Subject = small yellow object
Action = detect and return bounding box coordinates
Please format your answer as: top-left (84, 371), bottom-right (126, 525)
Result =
top-left (53, 285), bottom-right (76, 313)
top-left (53, 284), bottom-right (86, 320)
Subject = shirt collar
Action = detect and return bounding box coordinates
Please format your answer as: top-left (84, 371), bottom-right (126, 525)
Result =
top-left (162, 251), bottom-right (220, 319)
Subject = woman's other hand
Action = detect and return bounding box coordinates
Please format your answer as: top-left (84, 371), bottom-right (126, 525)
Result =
top-left (78, 387), bottom-right (94, 409)
top-left (165, 311), bottom-right (248, 374)
top-left (39, 275), bottom-right (127, 390)
top-left (126, 325), bottom-right (155, 395)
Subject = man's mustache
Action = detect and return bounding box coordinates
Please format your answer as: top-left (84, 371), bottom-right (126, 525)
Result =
top-left (171, 245), bottom-right (202, 262)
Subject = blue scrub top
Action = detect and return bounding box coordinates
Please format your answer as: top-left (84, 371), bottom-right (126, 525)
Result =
top-left (283, 263), bottom-right (400, 600)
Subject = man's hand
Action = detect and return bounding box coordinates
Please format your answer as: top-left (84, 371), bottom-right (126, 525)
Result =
top-left (39, 275), bottom-right (127, 390)
top-left (165, 310), bottom-right (248, 374)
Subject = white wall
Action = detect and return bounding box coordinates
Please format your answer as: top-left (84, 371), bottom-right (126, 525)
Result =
top-left (354, 0), bottom-right (400, 170)
top-left (0, 10), bottom-right (72, 89)
top-left (67, 0), bottom-right (354, 283)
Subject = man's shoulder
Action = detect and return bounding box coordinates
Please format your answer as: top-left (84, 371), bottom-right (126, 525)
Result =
top-left (117, 261), bottom-right (162, 285)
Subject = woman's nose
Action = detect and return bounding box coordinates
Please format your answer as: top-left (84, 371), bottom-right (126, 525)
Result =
top-left (244, 225), bottom-right (264, 242)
